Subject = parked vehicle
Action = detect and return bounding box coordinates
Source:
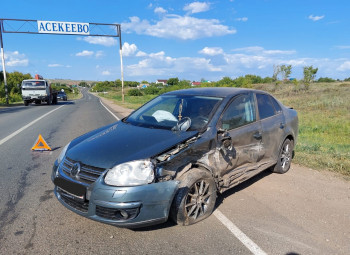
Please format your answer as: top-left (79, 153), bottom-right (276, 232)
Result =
top-left (52, 88), bottom-right (298, 228)
top-left (22, 74), bottom-right (58, 106)
top-left (57, 91), bottom-right (67, 101)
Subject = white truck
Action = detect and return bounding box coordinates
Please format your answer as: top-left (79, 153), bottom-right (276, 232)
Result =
top-left (21, 74), bottom-right (58, 106)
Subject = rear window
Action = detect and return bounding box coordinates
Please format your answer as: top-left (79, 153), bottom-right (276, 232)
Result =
top-left (22, 81), bottom-right (46, 87)
top-left (256, 93), bottom-right (276, 119)
top-left (22, 81), bottom-right (47, 90)
top-left (270, 97), bottom-right (282, 113)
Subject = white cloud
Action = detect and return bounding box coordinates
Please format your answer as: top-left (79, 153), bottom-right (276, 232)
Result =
top-left (76, 50), bottom-right (94, 57)
top-left (335, 45), bottom-right (350, 50)
top-left (183, 2), bottom-right (210, 14)
top-left (232, 46), bottom-right (264, 53)
top-left (48, 64), bottom-right (72, 68)
top-left (232, 46), bottom-right (296, 55)
top-left (122, 15), bottom-right (236, 40)
top-left (122, 42), bottom-right (138, 56)
top-left (102, 70), bottom-right (111, 75)
top-left (126, 48), bottom-right (221, 78)
top-left (4, 51), bottom-right (28, 67)
top-left (199, 47), bottom-right (224, 56)
top-left (136, 51), bottom-right (147, 57)
top-left (95, 50), bottom-right (104, 58)
top-left (263, 50), bottom-right (296, 55)
top-left (122, 45), bottom-right (350, 80)
top-left (80, 36), bottom-right (117, 46)
top-left (308, 15), bottom-right (325, 21)
top-left (48, 64), bottom-right (63, 67)
top-left (337, 61), bottom-right (350, 71)
top-left (236, 17), bottom-right (248, 22)
top-left (154, 7), bottom-right (167, 14)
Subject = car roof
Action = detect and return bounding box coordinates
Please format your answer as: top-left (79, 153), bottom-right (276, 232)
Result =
top-left (22, 79), bottom-right (46, 82)
top-left (163, 87), bottom-right (260, 98)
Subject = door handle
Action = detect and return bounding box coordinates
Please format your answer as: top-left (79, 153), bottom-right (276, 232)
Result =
top-left (280, 122), bottom-right (285, 129)
top-left (253, 132), bottom-right (262, 140)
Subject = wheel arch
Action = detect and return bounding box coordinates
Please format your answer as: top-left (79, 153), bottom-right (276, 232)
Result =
top-left (174, 162), bottom-right (219, 189)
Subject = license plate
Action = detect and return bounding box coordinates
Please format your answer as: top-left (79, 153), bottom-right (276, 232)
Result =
top-left (54, 177), bottom-right (86, 197)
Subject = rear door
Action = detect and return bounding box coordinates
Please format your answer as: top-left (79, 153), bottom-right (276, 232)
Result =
top-left (255, 93), bottom-right (286, 163)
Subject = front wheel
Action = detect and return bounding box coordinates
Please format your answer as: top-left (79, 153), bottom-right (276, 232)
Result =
top-left (272, 139), bottom-right (294, 174)
top-left (170, 168), bottom-right (217, 226)
top-left (24, 100), bottom-right (29, 106)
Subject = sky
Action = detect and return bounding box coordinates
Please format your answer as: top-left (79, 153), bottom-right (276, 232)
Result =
top-left (1, 0), bottom-right (350, 82)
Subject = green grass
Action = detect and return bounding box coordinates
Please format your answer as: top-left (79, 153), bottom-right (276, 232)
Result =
top-left (100, 83), bottom-right (350, 176)
top-left (101, 88), bottom-right (157, 109)
top-left (67, 91), bottom-right (82, 100)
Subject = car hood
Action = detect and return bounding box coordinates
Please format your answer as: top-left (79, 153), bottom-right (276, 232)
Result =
top-left (66, 121), bottom-right (198, 169)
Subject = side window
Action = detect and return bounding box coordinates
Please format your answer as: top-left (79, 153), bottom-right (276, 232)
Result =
top-left (270, 96), bottom-right (282, 113)
top-left (256, 93), bottom-right (276, 119)
top-left (220, 94), bottom-right (256, 130)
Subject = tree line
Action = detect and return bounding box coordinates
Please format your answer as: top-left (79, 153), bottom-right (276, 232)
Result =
top-left (1, 65), bottom-right (349, 103)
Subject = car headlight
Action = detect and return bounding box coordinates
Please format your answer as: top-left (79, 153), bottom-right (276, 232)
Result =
top-left (105, 159), bottom-right (155, 186)
top-left (57, 142), bottom-right (70, 164)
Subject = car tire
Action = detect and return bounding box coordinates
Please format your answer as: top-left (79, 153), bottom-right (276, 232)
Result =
top-left (24, 100), bottom-right (29, 106)
top-left (170, 168), bottom-right (217, 226)
top-left (272, 139), bottom-right (294, 174)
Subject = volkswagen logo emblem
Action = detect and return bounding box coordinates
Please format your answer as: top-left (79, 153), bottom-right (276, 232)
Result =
top-left (70, 162), bottom-right (81, 177)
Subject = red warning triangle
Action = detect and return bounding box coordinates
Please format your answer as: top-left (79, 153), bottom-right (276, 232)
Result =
top-left (31, 134), bottom-right (52, 151)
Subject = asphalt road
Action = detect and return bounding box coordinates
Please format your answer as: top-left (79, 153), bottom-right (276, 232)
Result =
top-left (0, 89), bottom-right (349, 255)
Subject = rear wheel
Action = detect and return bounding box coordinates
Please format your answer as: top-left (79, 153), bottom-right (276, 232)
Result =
top-left (170, 168), bottom-right (217, 226)
top-left (24, 100), bottom-right (29, 106)
top-left (272, 139), bottom-right (294, 174)
top-left (35, 100), bottom-right (41, 105)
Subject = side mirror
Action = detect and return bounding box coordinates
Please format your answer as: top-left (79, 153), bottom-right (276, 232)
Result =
top-left (172, 117), bottom-right (191, 132)
top-left (217, 128), bottom-right (232, 150)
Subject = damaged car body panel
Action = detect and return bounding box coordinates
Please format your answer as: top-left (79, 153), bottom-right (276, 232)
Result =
top-left (52, 87), bottom-right (298, 227)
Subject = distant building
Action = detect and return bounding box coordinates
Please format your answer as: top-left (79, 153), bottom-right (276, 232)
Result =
top-left (156, 79), bottom-right (168, 85)
top-left (191, 81), bottom-right (201, 86)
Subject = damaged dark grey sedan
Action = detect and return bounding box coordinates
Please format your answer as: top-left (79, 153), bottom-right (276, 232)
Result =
top-left (52, 88), bottom-right (298, 227)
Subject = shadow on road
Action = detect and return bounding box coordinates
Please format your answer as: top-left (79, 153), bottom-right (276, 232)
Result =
top-left (215, 169), bottom-right (272, 209)
top-left (133, 170), bottom-right (273, 232)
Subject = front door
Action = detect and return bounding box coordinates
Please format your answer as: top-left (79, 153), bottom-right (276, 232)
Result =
top-left (215, 93), bottom-right (265, 190)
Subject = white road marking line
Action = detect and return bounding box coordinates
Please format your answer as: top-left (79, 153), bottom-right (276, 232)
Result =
top-left (0, 105), bottom-right (65, 146)
top-left (99, 99), bottom-right (120, 121)
top-left (214, 210), bottom-right (267, 255)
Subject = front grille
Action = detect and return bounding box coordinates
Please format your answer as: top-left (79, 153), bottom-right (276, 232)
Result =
top-left (62, 157), bottom-right (105, 184)
top-left (96, 206), bottom-right (140, 221)
top-left (58, 188), bottom-right (89, 213)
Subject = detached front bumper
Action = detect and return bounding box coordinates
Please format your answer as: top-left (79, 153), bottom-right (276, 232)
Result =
top-left (51, 161), bottom-right (179, 228)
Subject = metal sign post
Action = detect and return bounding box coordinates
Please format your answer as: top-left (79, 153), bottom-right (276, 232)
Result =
top-left (0, 18), bottom-right (125, 105)
top-left (0, 20), bottom-right (9, 105)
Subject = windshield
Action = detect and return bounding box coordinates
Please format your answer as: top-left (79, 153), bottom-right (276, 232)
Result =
top-left (22, 81), bottom-right (47, 90)
top-left (125, 95), bottom-right (223, 131)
